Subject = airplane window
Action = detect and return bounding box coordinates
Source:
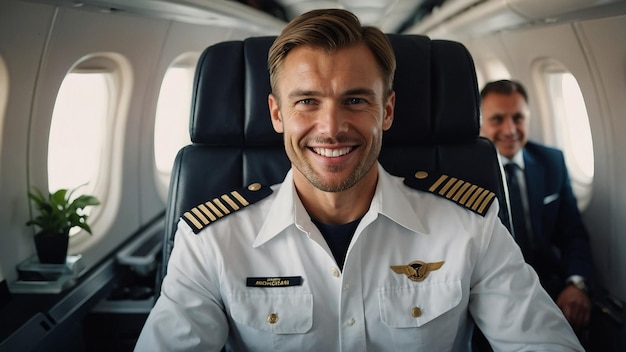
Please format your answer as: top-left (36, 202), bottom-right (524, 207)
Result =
top-left (545, 71), bottom-right (594, 211)
top-left (154, 57), bottom-right (197, 196)
top-left (48, 72), bottom-right (108, 198)
top-left (46, 54), bottom-right (130, 240)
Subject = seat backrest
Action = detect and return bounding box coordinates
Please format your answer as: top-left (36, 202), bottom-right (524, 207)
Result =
top-left (159, 35), bottom-right (511, 284)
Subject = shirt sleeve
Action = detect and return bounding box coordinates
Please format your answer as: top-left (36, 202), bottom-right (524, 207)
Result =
top-left (134, 220), bottom-right (228, 352)
top-left (468, 199), bottom-right (584, 351)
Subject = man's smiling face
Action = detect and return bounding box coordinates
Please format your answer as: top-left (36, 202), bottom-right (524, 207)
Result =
top-left (268, 43), bottom-right (395, 193)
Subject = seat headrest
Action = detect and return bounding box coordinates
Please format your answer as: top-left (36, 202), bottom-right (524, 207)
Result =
top-left (189, 35), bottom-right (480, 147)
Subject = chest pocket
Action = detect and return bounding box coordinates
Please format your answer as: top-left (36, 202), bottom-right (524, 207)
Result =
top-left (230, 292), bottom-right (313, 334)
top-left (378, 280), bottom-right (462, 328)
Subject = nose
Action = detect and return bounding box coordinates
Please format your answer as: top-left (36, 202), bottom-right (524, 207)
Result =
top-left (318, 102), bottom-right (348, 137)
top-left (501, 116), bottom-right (517, 136)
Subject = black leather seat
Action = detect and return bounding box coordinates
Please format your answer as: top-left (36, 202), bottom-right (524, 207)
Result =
top-left (158, 35), bottom-right (511, 287)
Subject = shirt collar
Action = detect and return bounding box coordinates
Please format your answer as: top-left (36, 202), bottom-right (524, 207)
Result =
top-left (498, 150), bottom-right (525, 170)
top-left (369, 163), bottom-right (425, 234)
top-left (253, 169), bottom-right (299, 247)
top-left (253, 163), bottom-right (426, 247)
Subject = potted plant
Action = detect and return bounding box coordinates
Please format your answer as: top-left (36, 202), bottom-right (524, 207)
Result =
top-left (26, 186), bottom-right (100, 264)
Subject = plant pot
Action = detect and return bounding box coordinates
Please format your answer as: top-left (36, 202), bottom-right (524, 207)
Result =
top-left (34, 231), bottom-right (69, 264)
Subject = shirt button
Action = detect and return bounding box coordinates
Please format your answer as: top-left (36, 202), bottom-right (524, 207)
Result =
top-left (267, 313), bottom-right (279, 324)
top-left (411, 306), bottom-right (422, 317)
top-left (330, 268), bottom-right (341, 277)
top-left (347, 318), bottom-right (356, 326)
top-left (343, 284), bottom-right (349, 291)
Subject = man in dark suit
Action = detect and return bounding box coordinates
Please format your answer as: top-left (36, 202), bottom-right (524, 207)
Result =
top-left (479, 79), bottom-right (593, 334)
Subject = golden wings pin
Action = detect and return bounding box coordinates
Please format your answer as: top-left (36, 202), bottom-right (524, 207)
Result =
top-left (390, 260), bottom-right (444, 282)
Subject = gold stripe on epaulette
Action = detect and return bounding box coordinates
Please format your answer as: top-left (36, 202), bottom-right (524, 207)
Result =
top-left (182, 183), bottom-right (273, 234)
top-left (198, 204), bottom-right (217, 221)
top-left (206, 201), bottom-right (223, 217)
top-left (466, 186), bottom-right (485, 208)
top-left (213, 198), bottom-right (230, 214)
top-left (452, 182), bottom-right (471, 201)
top-left (191, 207), bottom-right (210, 225)
top-left (409, 171), bottom-right (495, 216)
top-left (183, 212), bottom-right (203, 231)
top-left (459, 184), bottom-right (478, 205)
top-left (221, 194), bottom-right (240, 211)
top-left (445, 179), bottom-right (465, 199)
top-left (471, 188), bottom-right (489, 210)
top-left (429, 175), bottom-right (448, 193)
top-left (438, 177), bottom-right (458, 196)
top-left (477, 192), bottom-right (496, 214)
top-left (231, 191), bottom-right (249, 206)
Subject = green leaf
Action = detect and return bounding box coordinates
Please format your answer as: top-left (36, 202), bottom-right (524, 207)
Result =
top-left (25, 185), bottom-right (100, 236)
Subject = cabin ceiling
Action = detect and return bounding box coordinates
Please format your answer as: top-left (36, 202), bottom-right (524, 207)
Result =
top-left (23, 0), bottom-right (446, 34)
top-left (23, 0), bottom-right (626, 37)
top-left (232, 0), bottom-right (447, 33)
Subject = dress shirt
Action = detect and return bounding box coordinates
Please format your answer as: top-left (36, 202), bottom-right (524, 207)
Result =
top-left (135, 163), bottom-right (583, 351)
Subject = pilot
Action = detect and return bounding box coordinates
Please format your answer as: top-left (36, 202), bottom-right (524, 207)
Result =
top-left (135, 9), bottom-right (583, 351)
top-left (479, 79), bottom-right (593, 336)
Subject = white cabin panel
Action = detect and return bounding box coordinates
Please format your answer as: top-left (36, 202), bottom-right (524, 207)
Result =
top-left (0, 1), bottom-right (59, 284)
top-left (577, 13), bottom-right (626, 301)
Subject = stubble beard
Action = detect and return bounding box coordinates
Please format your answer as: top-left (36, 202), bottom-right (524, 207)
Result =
top-left (287, 135), bottom-right (381, 193)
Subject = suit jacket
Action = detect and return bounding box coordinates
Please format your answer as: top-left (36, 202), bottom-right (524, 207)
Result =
top-left (522, 141), bottom-right (594, 298)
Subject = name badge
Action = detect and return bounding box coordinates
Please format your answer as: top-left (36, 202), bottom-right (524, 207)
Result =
top-left (246, 276), bottom-right (303, 287)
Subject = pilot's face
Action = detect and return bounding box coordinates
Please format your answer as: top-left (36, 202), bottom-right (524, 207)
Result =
top-left (268, 44), bottom-right (395, 192)
top-left (480, 92), bottom-right (530, 159)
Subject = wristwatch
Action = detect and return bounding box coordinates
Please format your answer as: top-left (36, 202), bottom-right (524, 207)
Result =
top-left (566, 275), bottom-right (587, 292)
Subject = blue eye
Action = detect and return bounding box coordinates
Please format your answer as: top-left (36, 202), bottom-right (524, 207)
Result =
top-left (346, 98), bottom-right (366, 105)
top-left (297, 99), bottom-right (313, 105)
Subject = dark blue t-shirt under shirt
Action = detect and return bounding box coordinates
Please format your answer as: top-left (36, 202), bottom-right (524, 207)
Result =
top-left (311, 217), bottom-right (362, 271)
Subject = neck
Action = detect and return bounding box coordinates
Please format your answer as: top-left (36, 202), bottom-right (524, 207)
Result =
top-left (293, 166), bottom-right (378, 225)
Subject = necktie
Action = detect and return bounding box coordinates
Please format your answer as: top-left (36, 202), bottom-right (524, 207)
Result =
top-left (504, 163), bottom-right (532, 263)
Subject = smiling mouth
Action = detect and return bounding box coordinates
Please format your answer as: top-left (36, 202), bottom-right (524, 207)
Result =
top-left (311, 146), bottom-right (354, 157)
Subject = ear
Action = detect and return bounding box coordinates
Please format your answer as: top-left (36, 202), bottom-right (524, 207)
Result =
top-left (382, 91), bottom-right (395, 131)
top-left (268, 93), bottom-right (284, 133)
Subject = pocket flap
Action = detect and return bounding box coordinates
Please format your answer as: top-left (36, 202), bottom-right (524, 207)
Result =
top-left (230, 292), bottom-right (313, 334)
top-left (378, 280), bottom-right (462, 328)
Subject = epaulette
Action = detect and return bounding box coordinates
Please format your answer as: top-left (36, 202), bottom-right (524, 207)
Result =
top-left (182, 182), bottom-right (273, 234)
top-left (404, 170), bottom-right (496, 216)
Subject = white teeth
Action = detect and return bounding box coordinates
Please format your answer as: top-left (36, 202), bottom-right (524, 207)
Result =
top-left (312, 147), bottom-right (352, 157)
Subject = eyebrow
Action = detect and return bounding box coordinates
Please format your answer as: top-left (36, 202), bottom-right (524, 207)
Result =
top-left (287, 87), bottom-right (377, 100)
top-left (343, 88), bottom-right (377, 98)
top-left (287, 89), bottom-right (322, 100)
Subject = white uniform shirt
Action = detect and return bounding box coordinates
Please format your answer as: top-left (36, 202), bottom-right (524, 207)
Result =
top-left (136, 164), bottom-right (583, 351)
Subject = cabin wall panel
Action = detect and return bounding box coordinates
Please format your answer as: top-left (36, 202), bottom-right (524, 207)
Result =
top-left (35, 8), bottom-right (173, 270)
top-left (0, 0), bottom-right (264, 284)
top-left (463, 35), bottom-right (514, 90)
top-left (577, 14), bottom-right (626, 301)
top-left (0, 0), bottom-right (58, 283)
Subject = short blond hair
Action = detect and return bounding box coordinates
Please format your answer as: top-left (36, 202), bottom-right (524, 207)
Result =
top-left (268, 9), bottom-right (396, 101)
